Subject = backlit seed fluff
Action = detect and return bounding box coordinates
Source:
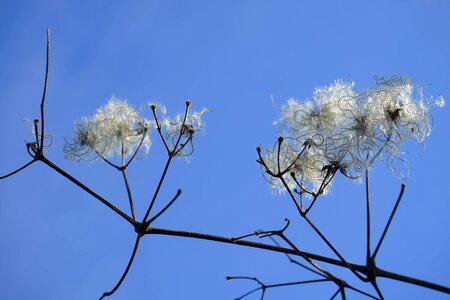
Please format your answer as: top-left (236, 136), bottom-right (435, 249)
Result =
top-left (64, 96), bottom-right (151, 161)
top-left (152, 103), bottom-right (208, 156)
top-left (264, 76), bottom-right (444, 194)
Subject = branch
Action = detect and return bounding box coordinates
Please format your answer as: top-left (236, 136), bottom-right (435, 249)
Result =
top-left (147, 189), bottom-right (182, 225)
top-left (372, 184), bottom-right (406, 259)
top-left (39, 28), bottom-right (50, 152)
top-left (100, 235), bottom-right (141, 299)
top-left (40, 156), bottom-right (135, 226)
top-left (227, 276), bottom-right (330, 300)
top-left (144, 226), bottom-right (450, 294)
top-left (0, 159), bottom-right (36, 179)
top-left (121, 168), bottom-right (136, 220)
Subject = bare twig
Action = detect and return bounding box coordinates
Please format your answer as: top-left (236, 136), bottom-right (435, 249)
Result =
top-left (0, 160), bottom-right (36, 179)
top-left (372, 184), bottom-right (406, 259)
top-left (100, 235), bottom-right (141, 299)
top-left (147, 189), bottom-right (182, 225)
top-left (142, 101), bottom-right (191, 223)
top-left (39, 29), bottom-right (50, 153)
top-left (151, 104), bottom-right (170, 154)
top-left (228, 276), bottom-right (329, 300)
top-left (40, 156), bottom-right (135, 226)
top-left (124, 126), bottom-right (149, 169)
top-left (365, 167), bottom-right (371, 265)
top-left (122, 169), bottom-right (136, 220)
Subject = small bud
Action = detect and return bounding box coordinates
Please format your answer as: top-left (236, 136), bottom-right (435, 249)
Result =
top-left (226, 276), bottom-right (233, 281)
top-left (34, 119), bottom-right (39, 124)
top-left (186, 100), bottom-right (192, 107)
top-left (278, 136), bottom-right (284, 143)
top-left (150, 104), bottom-right (157, 111)
top-left (256, 147), bottom-right (261, 153)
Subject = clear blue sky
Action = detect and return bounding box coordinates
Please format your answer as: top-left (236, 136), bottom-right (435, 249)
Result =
top-left (0, 1), bottom-right (449, 299)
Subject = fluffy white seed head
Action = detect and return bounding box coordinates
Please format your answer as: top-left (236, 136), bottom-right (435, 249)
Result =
top-left (64, 96), bottom-right (151, 161)
top-left (264, 76), bottom-right (444, 194)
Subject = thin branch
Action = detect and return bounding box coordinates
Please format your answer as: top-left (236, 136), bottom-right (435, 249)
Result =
top-left (120, 141), bottom-right (136, 220)
top-left (171, 100), bottom-right (191, 157)
top-left (277, 233), bottom-right (339, 283)
top-left (345, 284), bottom-right (380, 300)
top-left (40, 156), bottom-right (135, 226)
top-left (141, 155), bottom-right (173, 223)
top-left (377, 266), bottom-right (450, 294)
top-left (371, 280), bottom-right (384, 300)
top-left (145, 226), bottom-right (365, 270)
top-left (151, 104), bottom-right (170, 154)
top-left (124, 126), bottom-right (149, 169)
top-left (121, 169), bottom-right (136, 220)
top-left (228, 276), bottom-right (329, 300)
top-left (301, 213), bottom-right (368, 282)
top-left (278, 173), bottom-right (368, 282)
top-left (304, 168), bottom-right (337, 215)
top-left (97, 152), bottom-right (120, 170)
top-left (99, 235), bottom-right (141, 299)
top-left (142, 102), bottom-right (191, 223)
top-left (372, 184), bottom-right (406, 259)
top-left (39, 29), bottom-right (50, 152)
top-left (147, 189), bottom-right (182, 225)
top-left (365, 167), bottom-right (371, 264)
top-left (330, 288), bottom-right (341, 300)
top-left (267, 235), bottom-right (327, 278)
top-left (266, 278), bottom-right (330, 289)
top-left (340, 286), bottom-right (347, 300)
top-left (0, 160), bottom-right (36, 179)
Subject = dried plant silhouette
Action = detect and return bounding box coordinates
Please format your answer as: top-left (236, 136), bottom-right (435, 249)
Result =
top-left (1, 30), bottom-right (449, 300)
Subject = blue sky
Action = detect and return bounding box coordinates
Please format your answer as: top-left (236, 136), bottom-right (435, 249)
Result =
top-left (0, 1), bottom-right (449, 299)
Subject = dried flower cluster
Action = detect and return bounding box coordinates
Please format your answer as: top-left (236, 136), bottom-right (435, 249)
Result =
top-left (64, 96), bottom-right (151, 161)
top-left (153, 103), bottom-right (208, 156)
top-left (262, 76), bottom-right (444, 194)
top-left (64, 97), bottom-right (208, 162)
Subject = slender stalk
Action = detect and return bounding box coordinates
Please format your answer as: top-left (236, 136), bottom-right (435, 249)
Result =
top-left (371, 280), bottom-right (384, 300)
top-left (268, 236), bottom-right (327, 278)
top-left (229, 276), bottom-right (330, 300)
top-left (100, 235), bottom-right (141, 299)
top-left (372, 184), bottom-right (405, 259)
top-left (365, 167), bottom-right (371, 265)
top-left (124, 127), bottom-right (149, 169)
top-left (39, 29), bottom-right (50, 152)
top-left (302, 213), bottom-right (368, 282)
top-left (151, 105), bottom-right (170, 154)
top-left (304, 169), bottom-right (337, 215)
top-left (121, 141), bottom-right (136, 220)
top-left (330, 288), bottom-right (341, 300)
top-left (141, 155), bottom-right (173, 223)
top-left (0, 160), bottom-right (36, 179)
top-left (345, 285), bottom-right (380, 300)
top-left (40, 156), bottom-right (135, 226)
top-left (278, 234), bottom-right (336, 281)
top-left (142, 102), bottom-right (191, 223)
top-left (235, 286), bottom-right (262, 299)
top-left (97, 152), bottom-right (120, 170)
top-left (279, 174), bottom-right (368, 281)
top-left (121, 169), bottom-right (136, 220)
top-left (265, 278), bottom-right (330, 288)
top-left (147, 189), bottom-right (182, 224)
top-left (340, 287), bottom-right (347, 300)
